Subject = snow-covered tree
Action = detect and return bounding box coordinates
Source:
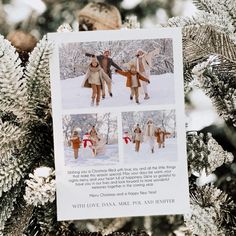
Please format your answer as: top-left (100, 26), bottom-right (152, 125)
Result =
top-left (122, 110), bottom-right (176, 135)
top-left (0, 0), bottom-right (236, 235)
top-left (59, 38), bottom-right (173, 80)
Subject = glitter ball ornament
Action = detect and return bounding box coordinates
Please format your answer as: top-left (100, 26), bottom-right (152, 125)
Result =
top-left (78, 2), bottom-right (122, 31)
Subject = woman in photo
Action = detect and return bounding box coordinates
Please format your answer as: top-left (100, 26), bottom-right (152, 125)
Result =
top-left (144, 119), bottom-right (157, 153)
top-left (124, 47), bottom-right (159, 100)
top-left (133, 124), bottom-right (142, 152)
top-left (70, 130), bottom-right (81, 159)
top-left (82, 56), bottom-right (111, 106)
top-left (89, 126), bottom-right (100, 156)
top-left (85, 49), bottom-right (122, 98)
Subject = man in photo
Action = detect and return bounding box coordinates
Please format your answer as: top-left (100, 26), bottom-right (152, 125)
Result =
top-left (144, 119), bottom-right (157, 153)
top-left (85, 49), bottom-right (122, 99)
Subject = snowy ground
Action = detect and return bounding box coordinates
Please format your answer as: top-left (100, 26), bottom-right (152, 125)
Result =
top-left (61, 73), bottom-right (175, 109)
top-left (64, 144), bottom-right (119, 167)
top-left (123, 138), bottom-right (177, 163)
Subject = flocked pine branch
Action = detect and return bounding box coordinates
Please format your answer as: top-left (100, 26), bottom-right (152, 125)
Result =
top-left (167, 0), bottom-right (236, 97)
top-left (0, 35), bottom-right (26, 119)
top-left (0, 154), bottom-right (29, 198)
top-left (0, 35), bottom-right (57, 235)
top-left (24, 36), bottom-right (53, 123)
top-left (168, 0), bottom-right (236, 41)
top-left (0, 183), bottom-right (23, 235)
top-left (187, 132), bottom-right (234, 176)
top-left (192, 57), bottom-right (236, 127)
top-left (185, 185), bottom-right (236, 236)
top-left (193, 0), bottom-right (236, 31)
top-left (0, 120), bottom-right (24, 159)
top-left (167, 13), bottom-right (235, 37)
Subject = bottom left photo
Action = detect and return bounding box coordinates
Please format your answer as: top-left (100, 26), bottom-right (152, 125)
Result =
top-left (62, 112), bottom-right (119, 167)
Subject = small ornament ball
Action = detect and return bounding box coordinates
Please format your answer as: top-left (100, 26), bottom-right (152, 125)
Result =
top-left (78, 2), bottom-right (122, 31)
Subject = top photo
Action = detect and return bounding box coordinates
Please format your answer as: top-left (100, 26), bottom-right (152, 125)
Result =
top-left (58, 35), bottom-right (175, 109)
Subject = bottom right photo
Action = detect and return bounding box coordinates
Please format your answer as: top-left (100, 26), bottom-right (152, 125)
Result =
top-left (122, 109), bottom-right (177, 163)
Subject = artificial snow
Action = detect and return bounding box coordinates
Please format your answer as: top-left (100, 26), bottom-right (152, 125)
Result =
top-left (61, 73), bottom-right (175, 109)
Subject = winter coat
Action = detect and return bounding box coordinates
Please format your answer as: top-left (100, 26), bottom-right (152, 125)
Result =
top-left (70, 136), bottom-right (81, 149)
top-left (156, 130), bottom-right (166, 144)
top-left (144, 123), bottom-right (156, 138)
top-left (85, 53), bottom-right (122, 78)
top-left (82, 64), bottom-right (111, 88)
top-left (124, 48), bottom-right (159, 76)
top-left (115, 70), bottom-right (149, 88)
top-left (134, 127), bottom-right (142, 141)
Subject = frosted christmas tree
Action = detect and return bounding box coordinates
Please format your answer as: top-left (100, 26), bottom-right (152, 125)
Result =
top-left (0, 1), bottom-right (235, 235)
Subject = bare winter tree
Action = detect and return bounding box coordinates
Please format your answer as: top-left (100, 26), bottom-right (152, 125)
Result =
top-left (59, 38), bottom-right (173, 80)
top-left (122, 110), bottom-right (176, 135)
top-left (63, 113), bottom-right (117, 144)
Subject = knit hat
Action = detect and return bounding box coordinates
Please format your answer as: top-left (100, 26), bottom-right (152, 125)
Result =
top-left (78, 2), bottom-right (122, 31)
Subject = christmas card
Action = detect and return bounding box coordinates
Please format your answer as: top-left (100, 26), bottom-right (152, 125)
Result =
top-left (48, 28), bottom-right (190, 220)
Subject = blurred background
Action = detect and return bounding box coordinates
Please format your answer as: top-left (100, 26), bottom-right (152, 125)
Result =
top-left (0, 0), bottom-right (197, 37)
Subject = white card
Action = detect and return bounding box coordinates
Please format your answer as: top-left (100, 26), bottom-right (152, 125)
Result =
top-left (48, 28), bottom-right (190, 220)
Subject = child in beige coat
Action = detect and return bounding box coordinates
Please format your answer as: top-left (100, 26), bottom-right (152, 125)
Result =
top-left (82, 56), bottom-right (111, 106)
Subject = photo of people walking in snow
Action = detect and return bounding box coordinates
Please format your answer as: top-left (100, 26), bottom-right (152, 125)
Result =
top-left (59, 38), bottom-right (174, 109)
top-left (63, 113), bottom-right (119, 166)
top-left (122, 110), bottom-right (176, 163)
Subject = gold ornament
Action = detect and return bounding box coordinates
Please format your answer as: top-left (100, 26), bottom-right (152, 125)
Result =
top-left (78, 2), bottom-right (122, 31)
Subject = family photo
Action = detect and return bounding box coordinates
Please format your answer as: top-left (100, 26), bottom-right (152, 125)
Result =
top-left (62, 113), bottom-right (119, 166)
top-left (59, 38), bottom-right (174, 109)
top-left (122, 110), bottom-right (177, 163)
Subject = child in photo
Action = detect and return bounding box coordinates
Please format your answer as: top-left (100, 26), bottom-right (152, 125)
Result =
top-left (125, 47), bottom-right (160, 100)
top-left (115, 64), bottom-right (150, 104)
top-left (82, 56), bottom-right (111, 106)
top-left (133, 124), bottom-right (142, 152)
top-left (70, 130), bottom-right (81, 159)
top-left (156, 127), bottom-right (166, 148)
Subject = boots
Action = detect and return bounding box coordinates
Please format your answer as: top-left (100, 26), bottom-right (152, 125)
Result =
top-left (144, 93), bottom-right (150, 100)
